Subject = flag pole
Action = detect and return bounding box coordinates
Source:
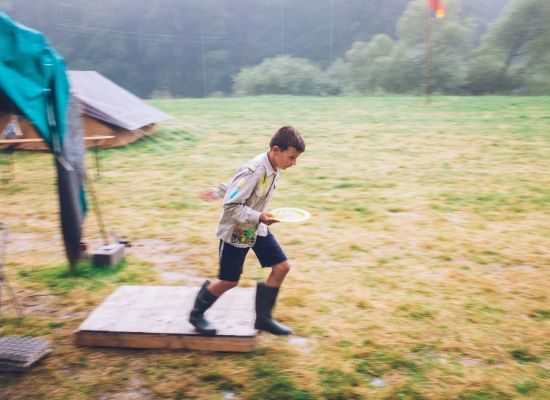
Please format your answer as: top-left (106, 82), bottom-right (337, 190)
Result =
top-left (424, 1), bottom-right (433, 104)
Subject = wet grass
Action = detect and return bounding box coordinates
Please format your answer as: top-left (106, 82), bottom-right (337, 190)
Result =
top-left (1, 96), bottom-right (549, 399)
top-left (16, 258), bottom-right (155, 294)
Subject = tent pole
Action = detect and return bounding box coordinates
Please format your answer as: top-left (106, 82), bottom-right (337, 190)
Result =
top-left (94, 140), bottom-right (100, 179)
top-left (9, 148), bottom-right (14, 182)
top-left (1, 147), bottom-right (15, 184)
top-left (86, 174), bottom-right (109, 246)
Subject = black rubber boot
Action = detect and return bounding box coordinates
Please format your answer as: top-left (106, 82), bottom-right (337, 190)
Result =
top-left (254, 281), bottom-right (293, 335)
top-left (189, 280), bottom-right (218, 336)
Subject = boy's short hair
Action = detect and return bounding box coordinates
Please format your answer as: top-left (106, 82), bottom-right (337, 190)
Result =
top-left (270, 126), bottom-right (305, 152)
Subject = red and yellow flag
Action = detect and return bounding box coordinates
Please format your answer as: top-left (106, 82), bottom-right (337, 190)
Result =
top-left (428, 0), bottom-right (445, 18)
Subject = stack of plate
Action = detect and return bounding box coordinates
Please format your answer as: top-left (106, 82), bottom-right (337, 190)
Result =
top-left (0, 336), bottom-right (51, 372)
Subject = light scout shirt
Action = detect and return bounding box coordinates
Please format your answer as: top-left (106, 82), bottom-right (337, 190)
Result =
top-left (216, 152), bottom-right (280, 248)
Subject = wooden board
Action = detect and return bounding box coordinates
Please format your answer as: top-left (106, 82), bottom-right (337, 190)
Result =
top-left (75, 285), bottom-right (257, 352)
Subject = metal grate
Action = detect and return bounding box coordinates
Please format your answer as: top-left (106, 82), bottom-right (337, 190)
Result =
top-left (0, 336), bottom-right (51, 371)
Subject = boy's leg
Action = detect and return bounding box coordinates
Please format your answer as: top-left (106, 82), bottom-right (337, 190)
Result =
top-left (252, 232), bottom-right (293, 335)
top-left (189, 241), bottom-right (248, 335)
top-left (207, 279), bottom-right (239, 297)
top-left (189, 280), bottom-right (219, 336)
top-left (266, 260), bottom-right (291, 288)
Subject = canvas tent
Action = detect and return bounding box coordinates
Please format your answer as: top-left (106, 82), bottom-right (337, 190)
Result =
top-left (1, 70), bottom-right (171, 150)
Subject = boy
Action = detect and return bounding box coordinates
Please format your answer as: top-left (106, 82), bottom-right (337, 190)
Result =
top-left (190, 126), bottom-right (305, 336)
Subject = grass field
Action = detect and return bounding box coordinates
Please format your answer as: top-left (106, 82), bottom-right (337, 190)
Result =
top-left (1, 96), bottom-right (549, 399)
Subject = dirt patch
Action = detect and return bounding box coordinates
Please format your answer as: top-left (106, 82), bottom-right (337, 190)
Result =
top-left (128, 239), bottom-right (204, 285)
top-left (2, 231), bottom-right (62, 253)
top-left (6, 288), bottom-right (57, 317)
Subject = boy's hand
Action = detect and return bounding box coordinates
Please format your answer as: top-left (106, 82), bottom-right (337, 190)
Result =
top-left (198, 189), bottom-right (217, 202)
top-left (259, 212), bottom-right (279, 225)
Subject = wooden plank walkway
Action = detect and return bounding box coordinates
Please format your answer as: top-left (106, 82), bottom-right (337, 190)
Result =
top-left (75, 285), bottom-right (257, 352)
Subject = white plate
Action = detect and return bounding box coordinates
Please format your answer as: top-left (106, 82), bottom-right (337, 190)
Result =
top-left (272, 207), bottom-right (311, 223)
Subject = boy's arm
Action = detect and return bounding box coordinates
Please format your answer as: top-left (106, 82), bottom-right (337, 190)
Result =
top-left (222, 168), bottom-right (263, 225)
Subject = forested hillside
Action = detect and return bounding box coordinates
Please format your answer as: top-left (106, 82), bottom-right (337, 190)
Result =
top-left (0, 0), bottom-right (519, 97)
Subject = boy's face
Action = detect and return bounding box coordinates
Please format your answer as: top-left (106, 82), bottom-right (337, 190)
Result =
top-left (272, 146), bottom-right (302, 170)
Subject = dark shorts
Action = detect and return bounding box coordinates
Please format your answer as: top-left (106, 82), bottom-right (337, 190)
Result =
top-left (218, 231), bottom-right (288, 282)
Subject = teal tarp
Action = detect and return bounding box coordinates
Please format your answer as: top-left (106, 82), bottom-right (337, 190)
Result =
top-left (1, 12), bottom-right (87, 271)
top-left (0, 12), bottom-right (69, 149)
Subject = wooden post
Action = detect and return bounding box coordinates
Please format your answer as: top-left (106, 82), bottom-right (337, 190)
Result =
top-left (424, 3), bottom-right (433, 104)
top-left (200, 23), bottom-right (208, 98)
top-left (1, 147), bottom-right (15, 184)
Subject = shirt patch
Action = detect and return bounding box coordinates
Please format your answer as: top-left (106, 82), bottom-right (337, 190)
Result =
top-left (229, 178), bottom-right (247, 199)
top-left (231, 228), bottom-right (256, 245)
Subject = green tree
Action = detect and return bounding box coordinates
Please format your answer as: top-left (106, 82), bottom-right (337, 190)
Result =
top-left (466, 0), bottom-right (550, 94)
top-left (233, 55), bottom-right (330, 96)
top-left (337, 0), bottom-right (476, 95)
top-left (1, 0), bottom-right (511, 97)
top-left (392, 0), bottom-right (476, 94)
top-left (344, 34), bottom-right (395, 93)
top-left (324, 58), bottom-right (356, 95)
